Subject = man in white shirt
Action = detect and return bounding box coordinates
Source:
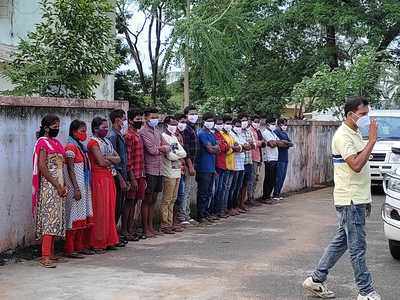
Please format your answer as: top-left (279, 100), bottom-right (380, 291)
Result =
top-left (261, 117), bottom-right (280, 204)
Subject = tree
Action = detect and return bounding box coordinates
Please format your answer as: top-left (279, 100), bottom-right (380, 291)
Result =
top-left (291, 51), bottom-right (382, 118)
top-left (3, 0), bottom-right (117, 98)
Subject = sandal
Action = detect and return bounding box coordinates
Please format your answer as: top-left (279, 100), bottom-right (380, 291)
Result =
top-left (79, 249), bottom-right (96, 256)
top-left (64, 253), bottom-right (85, 259)
top-left (93, 249), bottom-right (106, 254)
top-left (51, 256), bottom-right (68, 263)
top-left (39, 258), bottom-right (56, 268)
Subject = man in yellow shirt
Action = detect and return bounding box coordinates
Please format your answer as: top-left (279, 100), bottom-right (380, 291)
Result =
top-left (303, 97), bottom-right (380, 300)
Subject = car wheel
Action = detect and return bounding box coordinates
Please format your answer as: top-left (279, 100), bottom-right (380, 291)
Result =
top-left (389, 240), bottom-right (400, 260)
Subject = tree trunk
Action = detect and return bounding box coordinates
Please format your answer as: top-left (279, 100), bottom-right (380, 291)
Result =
top-left (183, 0), bottom-right (191, 108)
top-left (326, 25), bottom-right (339, 70)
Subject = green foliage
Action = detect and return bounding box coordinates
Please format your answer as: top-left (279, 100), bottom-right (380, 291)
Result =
top-left (291, 51), bottom-right (383, 117)
top-left (3, 0), bottom-right (117, 98)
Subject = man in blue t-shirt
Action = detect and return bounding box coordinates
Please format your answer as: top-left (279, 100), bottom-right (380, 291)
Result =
top-left (274, 118), bottom-right (293, 199)
top-left (195, 112), bottom-right (220, 223)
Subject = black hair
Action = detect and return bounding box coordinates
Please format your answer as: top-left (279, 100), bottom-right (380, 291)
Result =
top-left (69, 119), bottom-right (86, 152)
top-left (184, 105), bottom-right (197, 115)
top-left (163, 115), bottom-right (176, 125)
top-left (277, 118), bottom-right (287, 126)
top-left (109, 109), bottom-right (125, 124)
top-left (266, 116), bottom-right (276, 124)
top-left (202, 112), bottom-right (215, 122)
top-left (232, 118), bottom-right (241, 126)
top-left (251, 115), bottom-right (260, 121)
top-left (91, 117), bottom-right (107, 134)
top-left (215, 115), bottom-right (224, 122)
top-left (175, 113), bottom-right (186, 121)
top-left (37, 114), bottom-right (60, 139)
top-left (344, 96), bottom-right (369, 117)
top-left (223, 115), bottom-right (233, 123)
top-left (144, 107), bottom-right (159, 117)
top-left (238, 112), bottom-right (249, 120)
top-left (128, 109), bottom-right (143, 121)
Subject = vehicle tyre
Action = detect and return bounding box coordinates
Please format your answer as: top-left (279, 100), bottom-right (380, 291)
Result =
top-left (389, 240), bottom-right (400, 260)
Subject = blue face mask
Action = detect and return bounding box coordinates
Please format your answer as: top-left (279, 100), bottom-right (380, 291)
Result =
top-left (148, 119), bottom-right (159, 128)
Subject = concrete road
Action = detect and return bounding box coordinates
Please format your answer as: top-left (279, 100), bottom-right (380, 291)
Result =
top-left (0, 188), bottom-right (399, 300)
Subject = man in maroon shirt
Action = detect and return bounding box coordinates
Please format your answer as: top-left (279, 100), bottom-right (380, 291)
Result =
top-left (123, 109), bottom-right (146, 241)
top-left (139, 107), bottom-right (170, 238)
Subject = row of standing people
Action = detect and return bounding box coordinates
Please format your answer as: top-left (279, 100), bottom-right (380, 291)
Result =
top-left (32, 106), bottom-right (293, 268)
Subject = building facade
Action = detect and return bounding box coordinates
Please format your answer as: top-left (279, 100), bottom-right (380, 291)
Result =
top-left (0, 0), bottom-right (114, 100)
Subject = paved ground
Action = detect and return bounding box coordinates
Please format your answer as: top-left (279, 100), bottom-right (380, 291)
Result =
top-left (1, 188), bottom-right (399, 300)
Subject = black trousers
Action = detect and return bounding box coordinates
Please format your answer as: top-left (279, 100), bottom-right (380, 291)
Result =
top-left (114, 176), bottom-right (126, 228)
top-left (263, 161), bottom-right (277, 199)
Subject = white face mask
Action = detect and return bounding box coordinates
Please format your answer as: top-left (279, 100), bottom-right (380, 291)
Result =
top-left (352, 112), bottom-right (370, 130)
top-left (188, 115), bottom-right (199, 124)
top-left (204, 121), bottom-right (215, 130)
top-left (177, 122), bottom-right (187, 132)
top-left (269, 125), bottom-right (276, 131)
top-left (121, 120), bottom-right (128, 135)
top-left (224, 124), bottom-right (232, 131)
top-left (234, 127), bottom-right (242, 134)
top-left (241, 121), bottom-right (249, 129)
top-left (252, 122), bottom-right (260, 130)
top-left (281, 125), bottom-right (288, 131)
top-left (215, 124), bottom-right (224, 131)
top-left (167, 125), bottom-right (177, 135)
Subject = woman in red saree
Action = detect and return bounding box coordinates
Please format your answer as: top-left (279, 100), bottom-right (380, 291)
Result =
top-left (87, 117), bottom-right (120, 252)
top-left (32, 115), bottom-right (67, 268)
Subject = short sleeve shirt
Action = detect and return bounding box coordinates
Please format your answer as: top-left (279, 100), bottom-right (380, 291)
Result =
top-left (230, 130), bottom-right (245, 171)
top-left (196, 128), bottom-right (217, 173)
top-left (262, 129), bottom-right (279, 162)
top-left (332, 123), bottom-right (371, 206)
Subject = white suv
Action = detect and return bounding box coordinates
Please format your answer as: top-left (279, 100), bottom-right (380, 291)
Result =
top-left (361, 110), bottom-right (400, 185)
top-left (382, 154), bottom-right (400, 260)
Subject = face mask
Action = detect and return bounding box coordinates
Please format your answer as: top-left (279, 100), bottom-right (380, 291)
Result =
top-left (224, 124), bottom-right (232, 131)
top-left (167, 125), bottom-right (177, 134)
top-left (269, 125), bottom-right (276, 131)
top-left (234, 127), bottom-right (242, 134)
top-left (204, 121), bottom-right (214, 130)
top-left (97, 129), bottom-right (108, 138)
top-left (241, 121), bottom-right (249, 129)
top-left (148, 119), bottom-right (159, 128)
top-left (215, 124), bottom-right (224, 131)
top-left (252, 122), bottom-right (260, 130)
top-left (121, 120), bottom-right (128, 135)
top-left (281, 125), bottom-right (288, 131)
top-left (352, 113), bottom-right (370, 129)
top-left (188, 115), bottom-right (199, 124)
top-left (178, 122), bottom-right (187, 132)
top-left (48, 128), bottom-right (59, 138)
top-left (75, 132), bottom-right (87, 142)
top-left (132, 121), bottom-right (142, 130)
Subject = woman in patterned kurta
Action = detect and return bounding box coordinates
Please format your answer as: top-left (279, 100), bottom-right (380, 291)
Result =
top-left (32, 115), bottom-right (67, 268)
top-left (88, 117), bottom-right (120, 252)
top-left (64, 120), bottom-right (94, 258)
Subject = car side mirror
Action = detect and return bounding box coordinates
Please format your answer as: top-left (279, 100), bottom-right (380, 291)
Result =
top-left (392, 147), bottom-right (400, 155)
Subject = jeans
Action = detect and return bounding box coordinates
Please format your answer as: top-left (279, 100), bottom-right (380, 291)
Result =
top-left (228, 170), bottom-right (245, 209)
top-left (183, 174), bottom-right (196, 220)
top-left (222, 171), bottom-right (234, 212)
top-left (176, 176), bottom-right (186, 221)
top-left (213, 169), bottom-right (230, 215)
top-left (248, 162), bottom-right (261, 200)
top-left (263, 161), bottom-right (277, 199)
top-left (312, 203), bottom-right (374, 296)
top-left (275, 161), bottom-right (288, 196)
top-left (196, 172), bottom-right (215, 219)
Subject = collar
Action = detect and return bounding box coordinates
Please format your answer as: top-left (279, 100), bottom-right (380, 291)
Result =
top-left (342, 122), bottom-right (359, 135)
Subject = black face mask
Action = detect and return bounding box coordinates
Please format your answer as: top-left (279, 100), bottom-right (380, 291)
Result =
top-left (48, 128), bottom-right (59, 138)
top-left (132, 121), bottom-right (143, 129)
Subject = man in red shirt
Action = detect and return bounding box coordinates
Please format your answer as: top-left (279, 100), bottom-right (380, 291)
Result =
top-left (123, 109), bottom-right (146, 241)
top-left (211, 116), bottom-right (231, 219)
